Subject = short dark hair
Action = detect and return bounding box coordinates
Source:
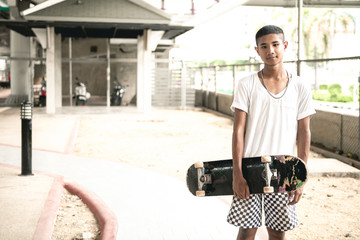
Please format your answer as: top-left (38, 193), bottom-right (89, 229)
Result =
top-left (255, 25), bottom-right (285, 45)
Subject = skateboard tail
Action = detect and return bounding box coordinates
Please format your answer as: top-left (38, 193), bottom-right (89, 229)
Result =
top-left (186, 160), bottom-right (233, 197)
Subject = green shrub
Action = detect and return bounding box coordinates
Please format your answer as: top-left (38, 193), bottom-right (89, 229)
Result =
top-left (319, 84), bottom-right (328, 90)
top-left (312, 90), bottom-right (330, 101)
top-left (312, 86), bottom-right (353, 103)
top-left (336, 94), bottom-right (353, 103)
top-left (328, 84), bottom-right (342, 96)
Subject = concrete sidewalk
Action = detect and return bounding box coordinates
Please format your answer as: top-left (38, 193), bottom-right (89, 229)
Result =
top-left (0, 164), bottom-right (55, 240)
top-left (0, 145), bottom-right (238, 239)
top-left (0, 106), bottom-right (359, 240)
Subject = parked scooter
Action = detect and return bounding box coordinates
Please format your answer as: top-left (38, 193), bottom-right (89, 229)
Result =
top-left (73, 77), bottom-right (91, 106)
top-left (111, 77), bottom-right (125, 106)
top-left (38, 77), bottom-right (46, 107)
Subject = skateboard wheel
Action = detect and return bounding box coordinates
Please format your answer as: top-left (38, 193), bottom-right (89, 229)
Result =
top-left (196, 190), bottom-right (206, 197)
top-left (264, 186), bottom-right (274, 193)
top-left (194, 162), bottom-right (204, 168)
top-left (261, 156), bottom-right (271, 163)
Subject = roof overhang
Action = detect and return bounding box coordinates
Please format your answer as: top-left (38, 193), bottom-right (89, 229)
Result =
top-left (0, 19), bottom-right (193, 39)
top-left (0, 0), bottom-right (193, 39)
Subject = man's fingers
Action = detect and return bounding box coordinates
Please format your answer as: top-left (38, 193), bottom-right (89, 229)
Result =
top-left (245, 186), bottom-right (250, 199)
top-left (234, 188), bottom-right (250, 199)
top-left (288, 190), bottom-right (302, 205)
top-left (288, 190), bottom-right (294, 200)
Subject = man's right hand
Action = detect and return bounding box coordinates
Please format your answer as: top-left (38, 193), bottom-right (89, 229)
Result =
top-left (233, 175), bottom-right (250, 199)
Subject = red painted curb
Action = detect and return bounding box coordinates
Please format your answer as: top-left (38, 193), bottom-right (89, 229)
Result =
top-left (33, 175), bottom-right (64, 240)
top-left (1, 163), bottom-right (118, 239)
top-left (64, 182), bottom-right (118, 240)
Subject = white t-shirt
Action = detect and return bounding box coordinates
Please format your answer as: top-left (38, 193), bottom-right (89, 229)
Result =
top-left (231, 72), bottom-right (316, 158)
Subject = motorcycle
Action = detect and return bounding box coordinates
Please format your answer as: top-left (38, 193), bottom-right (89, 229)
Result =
top-left (38, 78), bottom-right (46, 107)
top-left (73, 77), bottom-right (91, 106)
top-left (110, 78), bottom-right (125, 106)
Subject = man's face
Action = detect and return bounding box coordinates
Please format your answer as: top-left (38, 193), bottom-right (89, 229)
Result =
top-left (255, 33), bottom-right (288, 66)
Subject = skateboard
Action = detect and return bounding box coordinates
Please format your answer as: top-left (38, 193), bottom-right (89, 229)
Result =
top-left (186, 155), bottom-right (307, 197)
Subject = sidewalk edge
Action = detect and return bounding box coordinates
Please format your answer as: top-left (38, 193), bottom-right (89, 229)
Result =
top-left (64, 182), bottom-right (118, 240)
top-left (32, 175), bottom-right (64, 240)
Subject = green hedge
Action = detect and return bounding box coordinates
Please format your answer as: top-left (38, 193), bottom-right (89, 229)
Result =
top-left (313, 84), bottom-right (354, 103)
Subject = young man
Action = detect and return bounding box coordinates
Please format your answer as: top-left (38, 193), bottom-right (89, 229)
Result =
top-left (227, 25), bottom-right (315, 240)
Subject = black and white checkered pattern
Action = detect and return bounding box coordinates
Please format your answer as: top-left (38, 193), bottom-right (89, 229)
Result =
top-left (227, 195), bottom-right (262, 228)
top-left (264, 193), bottom-right (298, 231)
top-left (227, 193), bottom-right (298, 231)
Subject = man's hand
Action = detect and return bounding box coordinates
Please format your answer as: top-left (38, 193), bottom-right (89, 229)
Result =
top-left (288, 187), bottom-right (304, 205)
top-left (233, 176), bottom-right (250, 199)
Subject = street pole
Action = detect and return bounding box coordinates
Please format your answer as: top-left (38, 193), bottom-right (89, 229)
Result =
top-left (358, 72), bottom-right (360, 160)
top-left (297, 0), bottom-right (303, 76)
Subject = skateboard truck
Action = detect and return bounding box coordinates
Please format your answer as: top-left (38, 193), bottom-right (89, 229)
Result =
top-left (261, 156), bottom-right (275, 193)
top-left (194, 162), bottom-right (211, 197)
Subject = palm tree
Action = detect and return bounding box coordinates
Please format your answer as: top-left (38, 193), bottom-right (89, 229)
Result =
top-left (302, 9), bottom-right (356, 90)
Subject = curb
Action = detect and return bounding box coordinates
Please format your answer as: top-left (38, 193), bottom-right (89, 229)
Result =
top-left (311, 145), bottom-right (360, 170)
top-left (32, 176), bottom-right (118, 240)
top-left (32, 175), bottom-right (64, 240)
top-left (64, 182), bottom-right (118, 240)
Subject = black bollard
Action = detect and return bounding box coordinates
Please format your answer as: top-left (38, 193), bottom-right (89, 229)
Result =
top-left (20, 101), bottom-right (33, 176)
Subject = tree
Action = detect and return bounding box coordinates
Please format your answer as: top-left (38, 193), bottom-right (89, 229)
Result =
top-left (303, 9), bottom-right (355, 59)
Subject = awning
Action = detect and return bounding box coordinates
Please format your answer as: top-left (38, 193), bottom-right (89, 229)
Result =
top-left (0, 19), bottom-right (193, 39)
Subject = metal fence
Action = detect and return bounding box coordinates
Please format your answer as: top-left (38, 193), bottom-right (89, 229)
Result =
top-left (187, 56), bottom-right (360, 160)
top-left (151, 61), bottom-right (196, 108)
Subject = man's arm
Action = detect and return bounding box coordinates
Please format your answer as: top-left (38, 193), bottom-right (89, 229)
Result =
top-left (289, 116), bottom-right (311, 205)
top-left (297, 116), bottom-right (311, 164)
top-left (232, 108), bottom-right (249, 199)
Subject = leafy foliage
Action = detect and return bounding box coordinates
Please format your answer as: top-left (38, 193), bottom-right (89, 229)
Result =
top-left (313, 83), bottom-right (354, 103)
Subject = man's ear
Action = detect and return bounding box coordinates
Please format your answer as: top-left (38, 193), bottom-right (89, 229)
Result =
top-left (283, 41), bottom-right (289, 50)
top-left (254, 46), bottom-right (259, 55)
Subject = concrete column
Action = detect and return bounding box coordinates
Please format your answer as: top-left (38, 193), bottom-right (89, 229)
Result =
top-left (46, 27), bottom-right (56, 114)
top-left (69, 38), bottom-right (73, 106)
top-left (54, 33), bottom-right (62, 108)
top-left (106, 39), bottom-right (110, 107)
top-left (5, 31), bottom-right (31, 105)
top-left (136, 30), bottom-right (164, 113)
top-left (6, 0), bottom-right (32, 106)
top-left (45, 27), bottom-right (62, 114)
top-left (137, 29), bottom-right (152, 113)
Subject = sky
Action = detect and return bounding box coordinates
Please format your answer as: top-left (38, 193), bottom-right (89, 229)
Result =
top-left (164, 5), bottom-right (360, 62)
top-left (172, 6), bottom-right (268, 61)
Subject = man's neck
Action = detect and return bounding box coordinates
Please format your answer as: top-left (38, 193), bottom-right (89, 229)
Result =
top-left (262, 65), bottom-right (287, 82)
top-left (259, 65), bottom-right (289, 95)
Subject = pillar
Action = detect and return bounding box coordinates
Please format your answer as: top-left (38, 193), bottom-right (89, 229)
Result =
top-left (137, 29), bottom-right (152, 113)
top-left (5, 31), bottom-right (31, 105)
top-left (46, 27), bottom-right (62, 114)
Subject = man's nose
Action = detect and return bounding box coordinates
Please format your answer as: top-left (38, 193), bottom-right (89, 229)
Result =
top-left (268, 46), bottom-right (275, 53)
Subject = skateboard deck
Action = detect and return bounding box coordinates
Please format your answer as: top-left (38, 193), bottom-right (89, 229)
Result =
top-left (186, 155), bottom-right (307, 197)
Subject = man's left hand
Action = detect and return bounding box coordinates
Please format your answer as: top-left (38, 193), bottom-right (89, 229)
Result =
top-left (288, 187), bottom-right (303, 205)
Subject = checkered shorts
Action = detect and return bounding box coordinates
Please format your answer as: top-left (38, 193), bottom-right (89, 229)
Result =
top-left (227, 193), bottom-right (298, 231)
